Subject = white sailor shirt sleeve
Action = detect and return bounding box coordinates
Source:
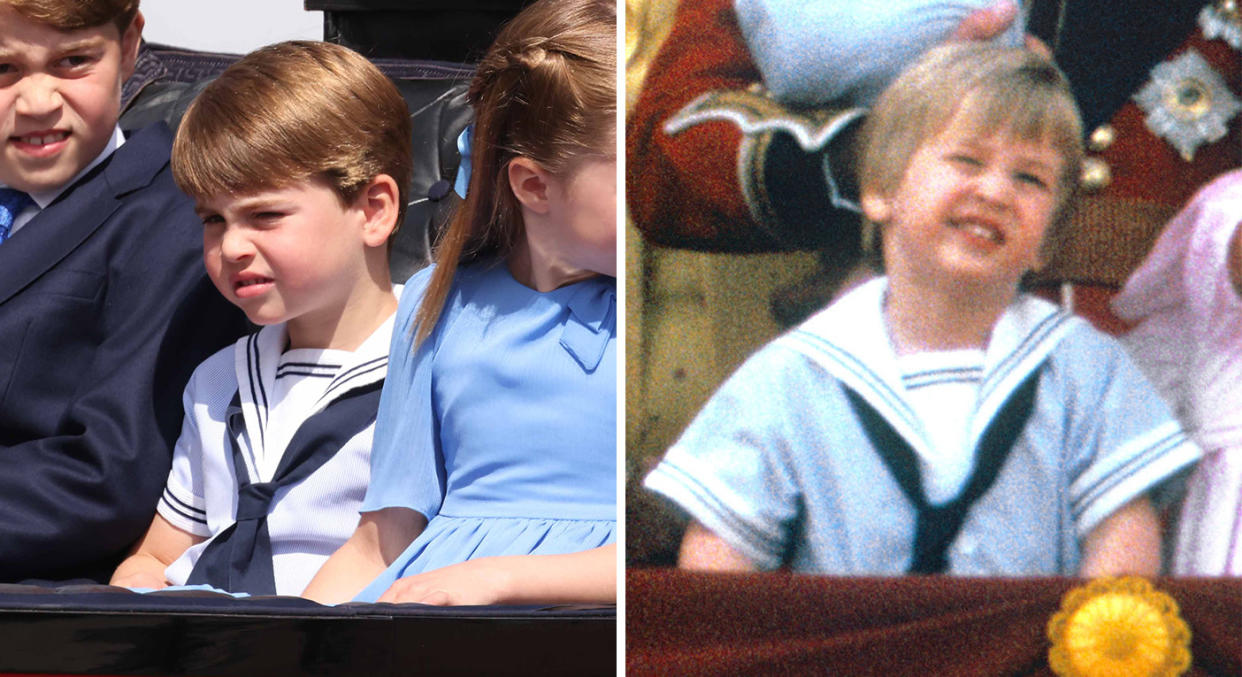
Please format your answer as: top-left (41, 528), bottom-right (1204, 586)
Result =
top-left (644, 345), bottom-right (804, 570)
top-left (1063, 332), bottom-right (1202, 538)
top-left (156, 373), bottom-right (212, 538)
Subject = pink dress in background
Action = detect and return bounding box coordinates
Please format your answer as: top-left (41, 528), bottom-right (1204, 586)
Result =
top-left (1112, 170), bottom-right (1242, 576)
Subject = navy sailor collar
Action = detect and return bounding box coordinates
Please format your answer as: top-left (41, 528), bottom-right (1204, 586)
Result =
top-left (231, 309), bottom-right (395, 473)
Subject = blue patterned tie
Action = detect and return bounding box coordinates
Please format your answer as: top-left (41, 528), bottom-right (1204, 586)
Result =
top-left (0, 188), bottom-right (34, 244)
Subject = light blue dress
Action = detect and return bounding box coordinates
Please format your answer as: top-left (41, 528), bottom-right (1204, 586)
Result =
top-left (355, 262), bottom-right (617, 602)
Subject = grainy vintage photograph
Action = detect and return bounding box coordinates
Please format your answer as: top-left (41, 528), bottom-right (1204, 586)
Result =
top-left (625, 0), bottom-right (1241, 674)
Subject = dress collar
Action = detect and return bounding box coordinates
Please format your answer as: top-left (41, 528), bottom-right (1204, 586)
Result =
top-left (559, 276), bottom-right (616, 372)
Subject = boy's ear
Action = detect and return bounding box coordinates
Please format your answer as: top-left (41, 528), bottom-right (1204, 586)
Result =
top-left (860, 191), bottom-right (891, 224)
top-left (508, 157), bottom-right (552, 215)
top-left (357, 174), bottom-right (400, 248)
top-left (119, 11), bottom-right (144, 80)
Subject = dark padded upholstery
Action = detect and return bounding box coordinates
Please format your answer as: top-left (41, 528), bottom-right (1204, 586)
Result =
top-left (119, 42), bottom-right (475, 283)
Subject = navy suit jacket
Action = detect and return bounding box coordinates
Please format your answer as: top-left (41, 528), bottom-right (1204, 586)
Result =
top-left (0, 123), bottom-right (248, 582)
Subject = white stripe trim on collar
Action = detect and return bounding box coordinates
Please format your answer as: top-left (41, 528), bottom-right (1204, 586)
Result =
top-left (782, 277), bottom-right (1079, 455)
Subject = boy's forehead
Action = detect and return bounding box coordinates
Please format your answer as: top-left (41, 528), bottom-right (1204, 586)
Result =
top-left (932, 108), bottom-right (1064, 160)
top-left (0, 6), bottom-right (120, 51)
top-left (194, 183), bottom-right (303, 211)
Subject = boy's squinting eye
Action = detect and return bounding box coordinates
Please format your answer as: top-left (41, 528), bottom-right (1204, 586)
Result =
top-left (947, 154), bottom-right (982, 168)
top-left (1015, 172), bottom-right (1051, 190)
top-left (57, 54), bottom-right (94, 69)
top-left (199, 214), bottom-right (224, 227)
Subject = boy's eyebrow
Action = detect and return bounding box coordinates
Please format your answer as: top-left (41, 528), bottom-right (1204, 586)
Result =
top-left (0, 37), bottom-right (105, 60)
top-left (228, 195), bottom-right (288, 210)
top-left (1015, 156), bottom-right (1060, 176)
top-left (195, 194), bottom-right (291, 216)
top-left (54, 37), bottom-right (107, 53)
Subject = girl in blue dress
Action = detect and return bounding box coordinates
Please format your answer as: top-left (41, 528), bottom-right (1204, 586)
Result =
top-left (304, 0), bottom-right (617, 605)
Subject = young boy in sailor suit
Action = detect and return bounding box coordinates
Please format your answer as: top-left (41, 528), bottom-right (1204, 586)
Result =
top-left (645, 44), bottom-right (1201, 576)
top-left (110, 41), bottom-right (413, 596)
top-left (0, 0), bottom-right (247, 583)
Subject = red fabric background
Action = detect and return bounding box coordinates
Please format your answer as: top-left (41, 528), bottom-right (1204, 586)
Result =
top-left (627, 569), bottom-right (1241, 676)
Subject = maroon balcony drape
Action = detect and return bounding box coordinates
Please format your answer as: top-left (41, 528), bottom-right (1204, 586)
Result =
top-left (627, 569), bottom-right (1241, 676)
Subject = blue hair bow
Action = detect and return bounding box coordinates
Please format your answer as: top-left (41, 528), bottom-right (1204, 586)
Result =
top-left (453, 124), bottom-right (473, 198)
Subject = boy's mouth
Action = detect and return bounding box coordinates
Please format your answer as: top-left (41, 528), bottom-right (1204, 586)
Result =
top-left (233, 275), bottom-right (275, 298)
top-left (10, 130), bottom-right (71, 156)
top-left (949, 218), bottom-right (1004, 245)
top-left (14, 131), bottom-right (69, 146)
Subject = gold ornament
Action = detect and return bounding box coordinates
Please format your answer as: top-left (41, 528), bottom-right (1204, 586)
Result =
top-left (1087, 125), bottom-right (1117, 152)
top-left (1047, 577), bottom-right (1191, 677)
top-left (1080, 157), bottom-right (1112, 192)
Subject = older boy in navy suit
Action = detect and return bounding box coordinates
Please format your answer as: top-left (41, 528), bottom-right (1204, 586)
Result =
top-left (0, 0), bottom-right (246, 582)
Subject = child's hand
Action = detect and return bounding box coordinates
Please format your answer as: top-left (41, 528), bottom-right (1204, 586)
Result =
top-left (377, 558), bottom-right (515, 606)
top-left (948, 1), bottom-right (1051, 58)
top-left (110, 570), bottom-right (171, 591)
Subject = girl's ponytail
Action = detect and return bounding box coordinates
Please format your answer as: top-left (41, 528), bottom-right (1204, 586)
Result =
top-left (413, 0), bottom-right (616, 345)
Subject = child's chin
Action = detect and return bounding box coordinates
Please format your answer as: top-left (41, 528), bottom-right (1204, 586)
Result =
top-left (237, 310), bottom-right (284, 327)
top-left (247, 317), bottom-right (283, 326)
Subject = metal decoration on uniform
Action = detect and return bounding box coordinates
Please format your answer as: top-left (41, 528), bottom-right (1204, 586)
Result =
top-left (1087, 125), bottom-right (1116, 152)
top-left (1079, 158), bottom-right (1112, 193)
top-left (1133, 48), bottom-right (1242, 161)
top-left (1200, 0), bottom-right (1242, 50)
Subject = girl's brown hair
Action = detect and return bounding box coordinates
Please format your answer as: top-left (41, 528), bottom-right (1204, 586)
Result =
top-left (413, 0), bottom-right (617, 344)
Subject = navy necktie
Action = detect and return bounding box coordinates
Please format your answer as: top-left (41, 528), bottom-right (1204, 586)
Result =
top-left (0, 188), bottom-right (34, 244)
top-left (843, 369), bottom-right (1040, 574)
top-left (186, 381), bottom-right (383, 595)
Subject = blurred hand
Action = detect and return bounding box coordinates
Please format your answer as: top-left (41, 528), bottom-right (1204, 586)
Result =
top-left (950, 0), bottom-right (1017, 42)
top-left (949, 1), bottom-right (1052, 58)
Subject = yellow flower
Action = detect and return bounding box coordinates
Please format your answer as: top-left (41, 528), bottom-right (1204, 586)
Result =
top-left (1047, 577), bottom-right (1191, 677)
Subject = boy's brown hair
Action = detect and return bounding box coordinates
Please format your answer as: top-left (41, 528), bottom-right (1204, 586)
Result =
top-left (5, 0), bottom-right (139, 33)
top-left (859, 43), bottom-right (1084, 262)
top-left (414, 0), bottom-right (617, 343)
top-left (171, 40), bottom-right (413, 231)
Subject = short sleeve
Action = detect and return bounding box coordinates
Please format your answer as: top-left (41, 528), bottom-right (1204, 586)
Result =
top-left (361, 270), bottom-right (445, 520)
top-left (1060, 332), bottom-right (1201, 536)
top-left (157, 376), bottom-right (211, 538)
top-left (644, 345), bottom-right (806, 569)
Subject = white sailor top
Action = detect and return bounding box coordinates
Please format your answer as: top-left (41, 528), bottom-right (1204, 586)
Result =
top-left (158, 314), bottom-right (394, 596)
top-left (646, 278), bottom-right (1201, 575)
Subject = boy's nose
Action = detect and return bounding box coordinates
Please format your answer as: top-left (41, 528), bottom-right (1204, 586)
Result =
top-left (13, 74), bottom-right (64, 117)
top-left (973, 168), bottom-right (1014, 206)
top-left (217, 228), bottom-right (255, 261)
